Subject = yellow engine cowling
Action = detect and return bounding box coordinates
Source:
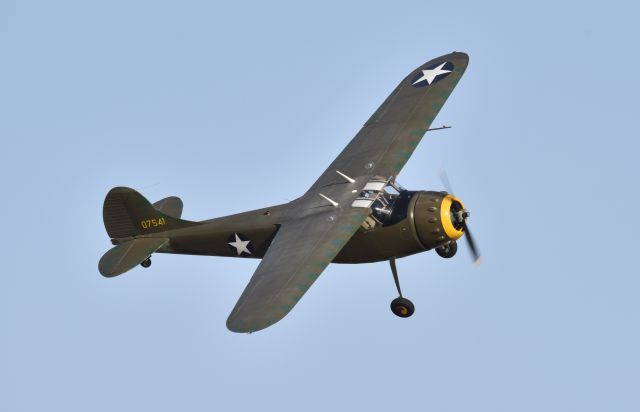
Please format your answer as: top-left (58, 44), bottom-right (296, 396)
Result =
top-left (411, 191), bottom-right (465, 250)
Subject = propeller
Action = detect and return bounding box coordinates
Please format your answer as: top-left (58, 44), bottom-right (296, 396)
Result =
top-left (440, 170), bottom-right (481, 265)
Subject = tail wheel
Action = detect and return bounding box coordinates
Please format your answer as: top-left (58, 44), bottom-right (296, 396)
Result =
top-left (141, 257), bottom-right (152, 268)
top-left (390, 297), bottom-right (415, 318)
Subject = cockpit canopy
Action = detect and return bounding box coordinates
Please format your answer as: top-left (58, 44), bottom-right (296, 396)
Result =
top-left (354, 178), bottom-right (412, 229)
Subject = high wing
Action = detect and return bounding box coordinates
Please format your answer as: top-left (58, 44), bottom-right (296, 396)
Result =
top-left (307, 51), bottom-right (469, 193)
top-left (226, 208), bottom-right (369, 332)
top-left (227, 52), bottom-right (469, 333)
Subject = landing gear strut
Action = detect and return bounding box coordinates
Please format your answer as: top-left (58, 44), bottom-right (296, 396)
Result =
top-left (389, 258), bottom-right (414, 318)
top-left (141, 257), bottom-right (152, 268)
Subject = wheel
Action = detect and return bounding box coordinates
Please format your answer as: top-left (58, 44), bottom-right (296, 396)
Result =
top-left (141, 257), bottom-right (152, 268)
top-left (436, 241), bottom-right (457, 258)
top-left (390, 297), bottom-right (415, 318)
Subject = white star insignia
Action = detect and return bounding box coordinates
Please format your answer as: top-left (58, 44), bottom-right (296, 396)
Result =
top-left (412, 62), bottom-right (452, 86)
top-left (228, 233), bottom-right (252, 255)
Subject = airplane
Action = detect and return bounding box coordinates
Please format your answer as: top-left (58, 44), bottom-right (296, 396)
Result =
top-left (99, 51), bottom-right (479, 333)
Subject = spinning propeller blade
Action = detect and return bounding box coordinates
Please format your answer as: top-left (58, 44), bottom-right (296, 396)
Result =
top-left (440, 170), bottom-right (481, 265)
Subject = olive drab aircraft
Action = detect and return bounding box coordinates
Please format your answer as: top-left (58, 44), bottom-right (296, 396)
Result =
top-left (99, 51), bottom-right (480, 333)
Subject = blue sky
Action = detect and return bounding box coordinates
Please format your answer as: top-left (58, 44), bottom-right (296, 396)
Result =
top-left (1, 1), bottom-right (639, 411)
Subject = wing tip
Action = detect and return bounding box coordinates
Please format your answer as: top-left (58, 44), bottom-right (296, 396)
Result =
top-left (226, 316), bottom-right (275, 334)
top-left (447, 51), bottom-right (469, 67)
top-left (451, 50), bottom-right (469, 60)
top-left (226, 307), bottom-right (292, 334)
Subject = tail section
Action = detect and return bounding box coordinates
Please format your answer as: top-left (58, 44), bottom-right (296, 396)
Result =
top-left (103, 186), bottom-right (197, 240)
top-left (100, 187), bottom-right (199, 277)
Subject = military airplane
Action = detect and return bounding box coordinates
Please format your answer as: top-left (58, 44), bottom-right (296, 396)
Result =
top-left (99, 51), bottom-right (479, 333)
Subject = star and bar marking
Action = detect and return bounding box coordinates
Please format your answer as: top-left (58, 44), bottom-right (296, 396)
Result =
top-left (411, 61), bottom-right (454, 87)
top-left (228, 233), bottom-right (252, 256)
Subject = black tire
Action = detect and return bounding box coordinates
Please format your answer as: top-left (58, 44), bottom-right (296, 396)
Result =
top-left (141, 258), bottom-right (152, 268)
top-left (390, 297), bottom-right (415, 318)
top-left (436, 241), bottom-right (457, 258)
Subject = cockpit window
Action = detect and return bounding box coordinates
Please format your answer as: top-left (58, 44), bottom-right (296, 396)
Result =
top-left (370, 191), bottom-right (414, 226)
top-left (384, 185), bottom-right (400, 195)
top-left (353, 178), bottom-right (413, 229)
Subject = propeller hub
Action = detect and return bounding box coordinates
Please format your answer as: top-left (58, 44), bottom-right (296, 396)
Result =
top-left (440, 194), bottom-right (466, 240)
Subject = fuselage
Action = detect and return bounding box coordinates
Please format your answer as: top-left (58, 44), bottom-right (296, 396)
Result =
top-left (154, 190), bottom-right (464, 264)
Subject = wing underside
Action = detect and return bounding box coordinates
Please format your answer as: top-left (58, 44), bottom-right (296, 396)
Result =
top-left (226, 208), bottom-right (369, 333)
top-left (308, 52), bottom-right (469, 193)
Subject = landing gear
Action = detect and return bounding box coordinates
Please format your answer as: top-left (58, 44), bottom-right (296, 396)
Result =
top-left (141, 257), bottom-right (152, 268)
top-left (436, 241), bottom-right (457, 258)
top-left (389, 258), bottom-right (414, 318)
top-left (390, 296), bottom-right (415, 318)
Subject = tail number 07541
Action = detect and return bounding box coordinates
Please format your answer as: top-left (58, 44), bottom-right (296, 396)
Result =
top-left (141, 217), bottom-right (167, 229)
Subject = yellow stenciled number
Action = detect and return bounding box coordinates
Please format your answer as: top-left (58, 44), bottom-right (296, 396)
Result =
top-left (141, 217), bottom-right (167, 230)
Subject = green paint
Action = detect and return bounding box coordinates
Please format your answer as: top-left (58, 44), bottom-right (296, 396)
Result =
top-left (102, 52), bottom-right (470, 333)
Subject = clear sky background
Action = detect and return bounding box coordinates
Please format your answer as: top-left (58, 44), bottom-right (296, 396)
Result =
top-left (1, 0), bottom-right (639, 411)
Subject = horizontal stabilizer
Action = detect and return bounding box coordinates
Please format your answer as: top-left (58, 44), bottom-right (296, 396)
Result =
top-left (153, 196), bottom-right (183, 218)
top-left (99, 238), bottom-right (169, 278)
